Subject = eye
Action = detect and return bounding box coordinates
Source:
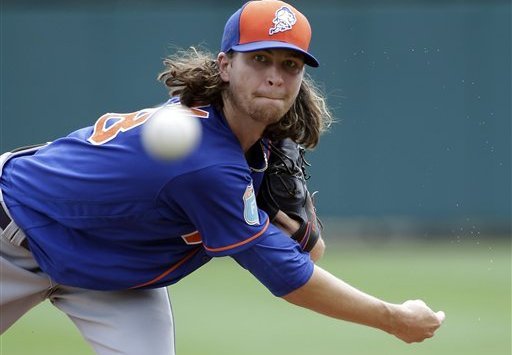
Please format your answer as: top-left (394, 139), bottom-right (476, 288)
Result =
top-left (283, 59), bottom-right (303, 73)
top-left (284, 60), bottom-right (297, 68)
top-left (253, 54), bottom-right (268, 63)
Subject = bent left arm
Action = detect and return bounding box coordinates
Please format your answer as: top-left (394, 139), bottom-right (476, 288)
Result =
top-left (273, 210), bottom-right (325, 262)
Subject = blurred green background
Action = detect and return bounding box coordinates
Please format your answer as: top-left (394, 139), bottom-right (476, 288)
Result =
top-left (1, 240), bottom-right (510, 354)
top-left (0, 0), bottom-right (510, 354)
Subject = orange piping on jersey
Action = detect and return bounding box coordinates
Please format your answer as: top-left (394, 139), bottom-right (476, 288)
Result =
top-left (189, 107), bottom-right (210, 118)
top-left (203, 218), bottom-right (270, 253)
top-left (130, 248), bottom-right (201, 289)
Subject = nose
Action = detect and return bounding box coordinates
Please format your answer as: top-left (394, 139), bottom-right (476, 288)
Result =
top-left (266, 64), bottom-right (284, 87)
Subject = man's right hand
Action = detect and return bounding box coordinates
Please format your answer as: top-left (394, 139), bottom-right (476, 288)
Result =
top-left (388, 300), bottom-right (446, 343)
top-left (282, 265), bottom-right (445, 344)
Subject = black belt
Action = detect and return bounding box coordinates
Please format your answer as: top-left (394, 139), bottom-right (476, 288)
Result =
top-left (0, 203), bottom-right (29, 249)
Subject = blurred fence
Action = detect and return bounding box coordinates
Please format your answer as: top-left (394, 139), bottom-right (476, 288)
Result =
top-left (1, 0), bottom-right (510, 239)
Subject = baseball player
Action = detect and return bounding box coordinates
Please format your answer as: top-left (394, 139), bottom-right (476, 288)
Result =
top-left (0, 1), bottom-right (445, 354)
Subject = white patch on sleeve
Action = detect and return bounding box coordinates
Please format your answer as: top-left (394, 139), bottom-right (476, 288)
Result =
top-left (243, 182), bottom-right (259, 225)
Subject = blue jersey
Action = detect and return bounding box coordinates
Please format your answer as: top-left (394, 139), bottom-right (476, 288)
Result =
top-left (0, 99), bottom-right (313, 296)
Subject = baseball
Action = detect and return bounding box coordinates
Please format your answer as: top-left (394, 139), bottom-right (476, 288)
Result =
top-left (141, 105), bottom-right (202, 160)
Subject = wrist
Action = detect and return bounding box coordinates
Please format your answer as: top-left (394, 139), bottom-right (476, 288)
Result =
top-left (273, 210), bottom-right (301, 235)
top-left (381, 302), bottom-right (402, 336)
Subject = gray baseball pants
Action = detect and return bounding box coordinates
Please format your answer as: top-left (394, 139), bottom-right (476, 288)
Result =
top-left (0, 151), bottom-right (176, 355)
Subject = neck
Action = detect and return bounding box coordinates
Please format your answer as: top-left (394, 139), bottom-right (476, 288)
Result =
top-left (221, 97), bottom-right (266, 153)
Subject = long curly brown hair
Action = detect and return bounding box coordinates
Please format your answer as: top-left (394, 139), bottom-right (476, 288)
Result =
top-left (157, 47), bottom-right (332, 149)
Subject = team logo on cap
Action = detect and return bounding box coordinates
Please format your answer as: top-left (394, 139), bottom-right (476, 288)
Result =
top-left (269, 6), bottom-right (296, 35)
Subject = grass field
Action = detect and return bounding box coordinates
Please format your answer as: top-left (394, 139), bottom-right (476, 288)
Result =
top-left (1, 238), bottom-right (510, 355)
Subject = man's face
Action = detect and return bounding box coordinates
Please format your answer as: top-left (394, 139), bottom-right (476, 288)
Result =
top-left (219, 49), bottom-right (305, 126)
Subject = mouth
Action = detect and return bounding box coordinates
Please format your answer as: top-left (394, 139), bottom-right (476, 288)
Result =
top-left (254, 95), bottom-right (285, 101)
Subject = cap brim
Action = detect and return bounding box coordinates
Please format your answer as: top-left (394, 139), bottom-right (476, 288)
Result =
top-left (230, 41), bottom-right (319, 67)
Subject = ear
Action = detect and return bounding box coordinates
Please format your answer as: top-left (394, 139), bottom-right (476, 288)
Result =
top-left (217, 52), bottom-right (231, 82)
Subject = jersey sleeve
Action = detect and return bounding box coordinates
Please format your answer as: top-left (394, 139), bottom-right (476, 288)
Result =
top-left (163, 164), bottom-right (270, 257)
top-left (231, 223), bottom-right (315, 297)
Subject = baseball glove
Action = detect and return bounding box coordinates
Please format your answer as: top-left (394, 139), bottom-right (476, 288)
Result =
top-left (257, 138), bottom-right (322, 252)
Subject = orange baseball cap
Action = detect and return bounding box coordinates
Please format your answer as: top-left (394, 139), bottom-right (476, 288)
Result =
top-left (220, 0), bottom-right (319, 67)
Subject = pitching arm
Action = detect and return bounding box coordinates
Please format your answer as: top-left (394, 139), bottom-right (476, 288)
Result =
top-left (282, 264), bottom-right (446, 344)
